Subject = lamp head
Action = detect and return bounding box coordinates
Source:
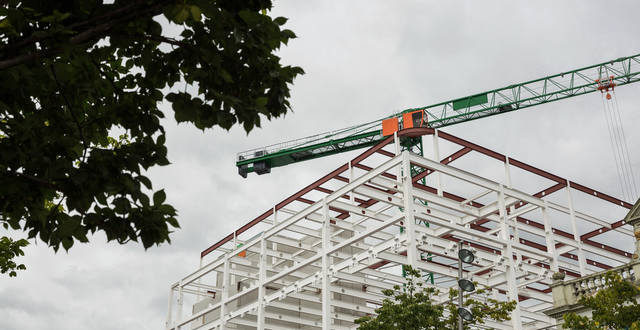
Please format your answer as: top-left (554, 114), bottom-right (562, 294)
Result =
top-left (458, 278), bottom-right (475, 292)
top-left (457, 307), bottom-right (474, 322)
top-left (458, 248), bottom-right (475, 264)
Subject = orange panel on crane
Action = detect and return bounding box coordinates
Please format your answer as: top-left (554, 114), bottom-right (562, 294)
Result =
top-left (402, 110), bottom-right (426, 129)
top-left (382, 117), bottom-right (399, 136)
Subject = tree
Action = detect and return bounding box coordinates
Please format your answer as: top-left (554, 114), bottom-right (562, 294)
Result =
top-left (355, 266), bottom-right (517, 329)
top-left (0, 0), bottom-right (303, 276)
top-left (562, 271), bottom-right (640, 330)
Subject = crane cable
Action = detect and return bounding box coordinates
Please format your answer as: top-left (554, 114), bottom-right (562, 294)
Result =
top-left (600, 91), bottom-right (637, 201)
top-left (606, 93), bottom-right (635, 200)
top-left (612, 90), bottom-right (639, 198)
top-left (600, 94), bottom-right (627, 200)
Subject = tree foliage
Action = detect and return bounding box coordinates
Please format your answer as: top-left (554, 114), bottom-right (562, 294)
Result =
top-left (0, 236), bottom-right (28, 276)
top-left (0, 0), bottom-right (303, 276)
top-left (355, 266), bottom-right (517, 329)
top-left (562, 271), bottom-right (640, 330)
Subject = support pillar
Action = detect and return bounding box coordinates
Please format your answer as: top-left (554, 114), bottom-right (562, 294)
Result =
top-left (566, 182), bottom-right (587, 275)
top-left (498, 185), bottom-right (523, 329)
top-left (257, 235), bottom-right (267, 329)
top-left (349, 160), bottom-right (355, 205)
top-left (394, 131), bottom-right (402, 181)
top-left (220, 257), bottom-right (230, 330)
top-left (542, 202), bottom-right (559, 272)
top-left (432, 130), bottom-right (442, 197)
top-left (165, 286), bottom-right (174, 330)
top-left (505, 156), bottom-right (519, 242)
top-left (177, 284), bottom-right (183, 329)
top-left (402, 152), bottom-right (417, 268)
top-left (624, 200), bottom-right (640, 280)
top-left (322, 199), bottom-right (332, 330)
top-left (272, 206), bottom-right (279, 267)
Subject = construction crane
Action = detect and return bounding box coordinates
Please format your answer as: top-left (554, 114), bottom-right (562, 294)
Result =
top-left (237, 54), bottom-right (640, 178)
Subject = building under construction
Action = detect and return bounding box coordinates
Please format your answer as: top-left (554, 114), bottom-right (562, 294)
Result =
top-left (166, 54), bottom-right (639, 329)
top-left (166, 128), bottom-right (635, 329)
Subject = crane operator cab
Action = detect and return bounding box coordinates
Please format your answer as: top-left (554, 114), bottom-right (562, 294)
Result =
top-left (381, 110), bottom-right (427, 137)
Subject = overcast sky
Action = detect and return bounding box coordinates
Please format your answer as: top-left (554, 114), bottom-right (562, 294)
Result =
top-left (2, 1), bottom-right (640, 329)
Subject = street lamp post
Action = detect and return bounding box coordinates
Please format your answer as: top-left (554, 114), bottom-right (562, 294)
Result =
top-left (457, 245), bottom-right (475, 330)
top-left (458, 256), bottom-right (464, 330)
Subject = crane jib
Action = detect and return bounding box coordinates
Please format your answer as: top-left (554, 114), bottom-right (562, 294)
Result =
top-left (236, 53), bottom-right (640, 177)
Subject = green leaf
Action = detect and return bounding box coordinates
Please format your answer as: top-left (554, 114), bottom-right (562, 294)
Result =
top-left (61, 238), bottom-right (73, 250)
top-left (157, 134), bottom-right (166, 145)
top-left (282, 29), bottom-right (296, 39)
top-left (0, 19), bottom-right (12, 28)
top-left (175, 8), bottom-right (189, 23)
top-left (153, 189), bottom-right (166, 205)
top-left (220, 69), bottom-right (233, 83)
top-left (273, 17), bottom-right (288, 25)
top-left (238, 10), bottom-right (262, 26)
top-left (95, 193), bottom-right (108, 205)
top-left (113, 197), bottom-right (130, 214)
top-left (167, 217), bottom-right (180, 228)
top-left (190, 6), bottom-right (202, 21)
top-left (255, 97), bottom-right (268, 107)
top-left (138, 175), bottom-right (152, 189)
top-left (139, 194), bottom-right (150, 207)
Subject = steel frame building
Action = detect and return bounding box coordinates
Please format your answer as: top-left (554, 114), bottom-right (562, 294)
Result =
top-left (166, 128), bottom-right (635, 330)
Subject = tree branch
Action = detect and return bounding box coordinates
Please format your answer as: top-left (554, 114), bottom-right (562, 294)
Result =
top-left (0, 0), bottom-right (171, 70)
top-left (50, 64), bottom-right (88, 163)
top-left (0, 51), bottom-right (44, 70)
top-left (10, 172), bottom-right (59, 190)
top-left (0, 0), bottom-right (151, 54)
top-left (144, 34), bottom-right (191, 48)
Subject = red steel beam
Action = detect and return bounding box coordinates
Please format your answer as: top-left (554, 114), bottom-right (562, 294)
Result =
top-left (569, 181), bottom-right (633, 209)
top-left (514, 182), bottom-right (567, 209)
top-left (581, 220), bottom-right (626, 241)
top-left (376, 149), bottom-right (395, 157)
top-left (441, 146), bottom-right (473, 165)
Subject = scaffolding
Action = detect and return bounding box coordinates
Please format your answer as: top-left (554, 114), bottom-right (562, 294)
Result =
top-left (166, 128), bottom-right (635, 330)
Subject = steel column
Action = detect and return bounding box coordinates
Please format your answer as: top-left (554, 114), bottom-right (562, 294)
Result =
top-left (498, 185), bottom-right (523, 329)
top-left (257, 235), bottom-right (266, 329)
top-left (432, 130), bottom-right (443, 197)
top-left (403, 152), bottom-right (418, 267)
top-left (322, 198), bottom-right (332, 330)
top-left (166, 286), bottom-right (174, 330)
top-left (566, 182), bottom-right (587, 275)
top-left (220, 257), bottom-right (230, 330)
top-left (542, 202), bottom-right (559, 272)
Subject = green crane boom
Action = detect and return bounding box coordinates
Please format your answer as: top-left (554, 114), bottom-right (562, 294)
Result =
top-left (237, 53), bottom-right (640, 177)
